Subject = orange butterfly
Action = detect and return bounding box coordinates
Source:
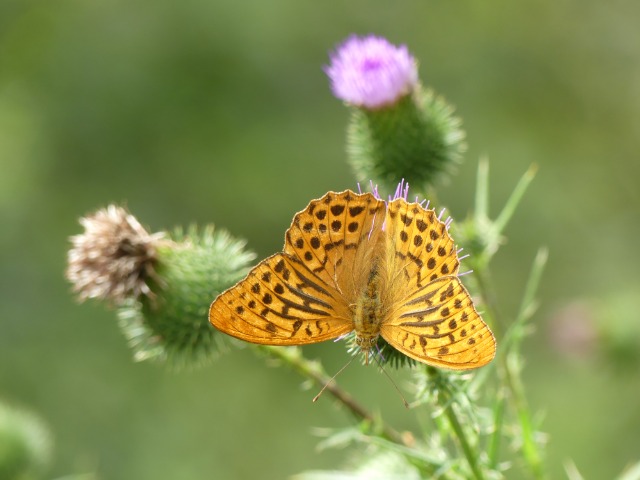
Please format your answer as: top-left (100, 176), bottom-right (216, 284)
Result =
top-left (210, 189), bottom-right (495, 369)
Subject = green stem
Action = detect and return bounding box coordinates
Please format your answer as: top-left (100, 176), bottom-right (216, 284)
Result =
top-left (487, 387), bottom-right (506, 470)
top-left (474, 249), bottom-right (548, 480)
top-left (504, 354), bottom-right (545, 479)
top-left (501, 248), bottom-right (548, 353)
top-left (441, 391), bottom-right (485, 480)
top-left (492, 164), bottom-right (538, 237)
top-left (427, 367), bottom-right (485, 480)
top-left (501, 249), bottom-right (548, 479)
top-left (474, 157), bottom-right (490, 223)
top-left (259, 345), bottom-right (405, 445)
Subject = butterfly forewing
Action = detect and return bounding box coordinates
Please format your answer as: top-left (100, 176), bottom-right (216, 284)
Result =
top-left (209, 253), bottom-right (353, 345)
top-left (380, 276), bottom-right (496, 369)
top-left (284, 191), bottom-right (385, 302)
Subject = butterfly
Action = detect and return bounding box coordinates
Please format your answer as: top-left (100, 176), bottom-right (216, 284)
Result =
top-left (209, 189), bottom-right (495, 369)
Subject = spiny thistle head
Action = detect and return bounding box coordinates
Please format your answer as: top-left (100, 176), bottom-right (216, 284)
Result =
top-left (66, 205), bottom-right (165, 304)
top-left (326, 34), bottom-right (466, 193)
top-left (67, 206), bottom-right (255, 367)
top-left (345, 331), bottom-right (416, 369)
top-left (119, 225), bottom-right (256, 367)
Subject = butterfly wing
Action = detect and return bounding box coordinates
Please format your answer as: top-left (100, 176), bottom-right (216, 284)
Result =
top-left (284, 190), bottom-right (386, 304)
top-left (384, 198), bottom-right (460, 291)
top-left (210, 253), bottom-right (353, 345)
top-left (379, 198), bottom-right (495, 369)
top-left (380, 276), bottom-right (496, 369)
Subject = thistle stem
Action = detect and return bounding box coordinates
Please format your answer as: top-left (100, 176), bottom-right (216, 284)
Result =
top-left (504, 355), bottom-right (545, 479)
top-left (443, 402), bottom-right (485, 480)
top-left (427, 367), bottom-right (485, 480)
top-left (487, 387), bottom-right (507, 470)
top-left (259, 345), bottom-right (405, 445)
top-left (473, 250), bottom-right (548, 479)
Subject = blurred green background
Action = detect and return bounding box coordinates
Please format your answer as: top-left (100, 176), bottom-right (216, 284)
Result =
top-left (1, 0), bottom-right (639, 478)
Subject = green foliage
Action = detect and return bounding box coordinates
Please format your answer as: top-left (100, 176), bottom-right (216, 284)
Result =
top-left (292, 450), bottom-right (423, 480)
top-left (0, 401), bottom-right (51, 480)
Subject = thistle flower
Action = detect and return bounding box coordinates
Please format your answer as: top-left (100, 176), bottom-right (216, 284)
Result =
top-left (326, 35), bottom-right (466, 193)
top-left (66, 206), bottom-right (255, 367)
top-left (325, 35), bottom-right (418, 109)
top-left (66, 205), bottom-right (165, 304)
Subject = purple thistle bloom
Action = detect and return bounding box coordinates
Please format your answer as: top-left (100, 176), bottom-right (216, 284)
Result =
top-left (325, 35), bottom-right (418, 109)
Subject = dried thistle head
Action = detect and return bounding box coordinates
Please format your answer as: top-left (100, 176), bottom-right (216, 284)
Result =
top-left (66, 205), bottom-right (165, 304)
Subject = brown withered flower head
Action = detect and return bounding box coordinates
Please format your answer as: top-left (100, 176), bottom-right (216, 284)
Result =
top-left (66, 205), bottom-right (165, 304)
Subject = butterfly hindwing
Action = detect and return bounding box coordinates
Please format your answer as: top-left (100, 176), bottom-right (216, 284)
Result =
top-left (209, 253), bottom-right (353, 345)
top-left (380, 276), bottom-right (496, 369)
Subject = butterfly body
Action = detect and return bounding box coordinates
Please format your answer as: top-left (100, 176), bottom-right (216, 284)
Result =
top-left (352, 262), bottom-right (384, 364)
top-left (210, 189), bottom-right (495, 370)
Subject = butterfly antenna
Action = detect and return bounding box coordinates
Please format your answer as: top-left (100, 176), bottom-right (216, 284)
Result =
top-left (373, 353), bottom-right (410, 409)
top-left (312, 356), bottom-right (356, 403)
